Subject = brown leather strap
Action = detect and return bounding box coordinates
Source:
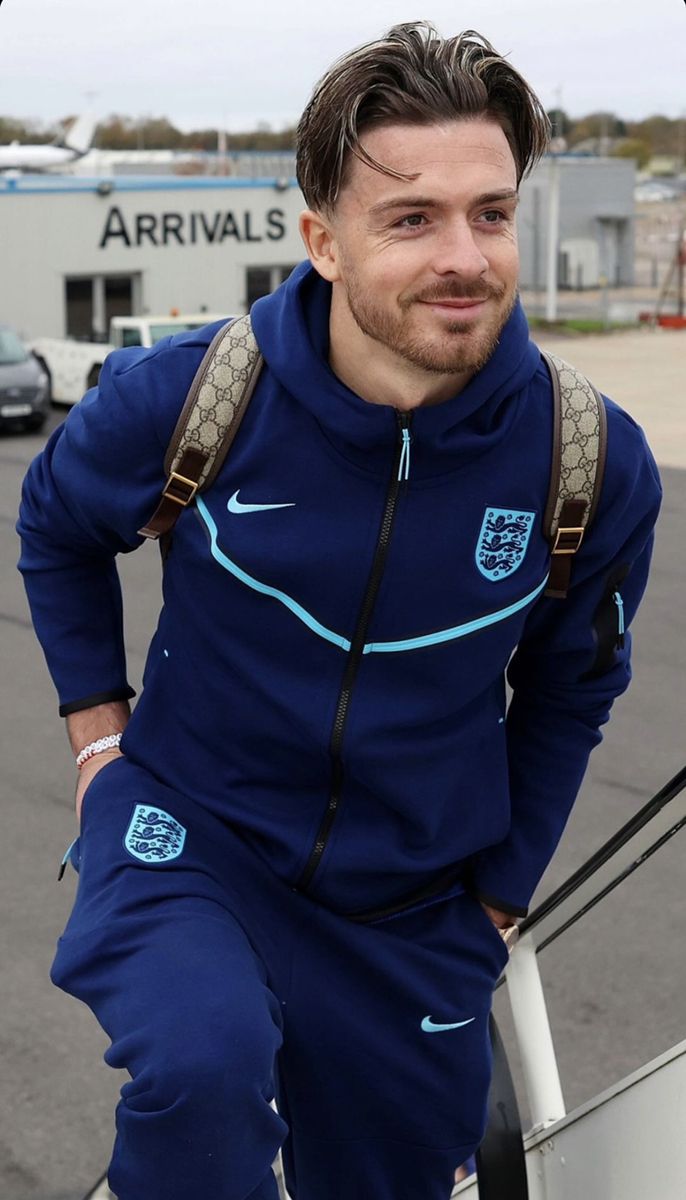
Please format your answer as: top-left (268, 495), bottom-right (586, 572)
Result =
top-left (162, 319), bottom-right (238, 478)
top-left (541, 352), bottom-right (607, 599)
top-left (545, 496), bottom-right (588, 598)
top-left (138, 447), bottom-right (209, 540)
top-left (138, 314), bottom-right (262, 542)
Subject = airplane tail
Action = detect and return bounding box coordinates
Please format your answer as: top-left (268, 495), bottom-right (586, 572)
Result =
top-left (62, 113), bottom-right (97, 156)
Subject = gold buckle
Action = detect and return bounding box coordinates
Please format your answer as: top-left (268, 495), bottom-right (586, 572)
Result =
top-left (552, 525), bottom-right (585, 555)
top-left (163, 471), bottom-right (198, 507)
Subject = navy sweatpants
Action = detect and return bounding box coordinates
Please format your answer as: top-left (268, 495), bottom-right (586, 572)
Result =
top-left (53, 757), bottom-right (509, 1200)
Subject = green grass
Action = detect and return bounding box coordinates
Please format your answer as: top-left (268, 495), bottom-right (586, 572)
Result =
top-left (527, 317), bottom-right (637, 334)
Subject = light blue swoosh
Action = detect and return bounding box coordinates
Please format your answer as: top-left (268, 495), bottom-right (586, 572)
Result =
top-left (196, 497), bottom-right (548, 656)
top-left (421, 1015), bottom-right (476, 1033)
top-left (363, 575), bottom-right (549, 654)
top-left (228, 489), bottom-right (295, 514)
top-left (197, 497), bottom-right (351, 651)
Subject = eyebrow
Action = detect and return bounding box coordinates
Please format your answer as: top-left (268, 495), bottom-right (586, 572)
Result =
top-left (368, 189), bottom-right (520, 218)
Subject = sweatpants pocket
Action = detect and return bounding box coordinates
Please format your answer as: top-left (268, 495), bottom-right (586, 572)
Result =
top-left (462, 892), bottom-right (511, 977)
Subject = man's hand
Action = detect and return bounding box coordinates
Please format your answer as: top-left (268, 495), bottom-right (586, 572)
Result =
top-left (75, 748), bottom-right (123, 823)
top-left (480, 901), bottom-right (517, 930)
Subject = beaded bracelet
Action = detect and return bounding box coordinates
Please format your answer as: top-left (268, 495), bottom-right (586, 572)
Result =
top-left (75, 733), bottom-right (123, 769)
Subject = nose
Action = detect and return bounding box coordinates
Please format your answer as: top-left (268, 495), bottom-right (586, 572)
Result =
top-left (430, 218), bottom-right (489, 281)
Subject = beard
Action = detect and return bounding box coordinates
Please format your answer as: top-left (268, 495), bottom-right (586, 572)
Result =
top-left (342, 272), bottom-right (518, 376)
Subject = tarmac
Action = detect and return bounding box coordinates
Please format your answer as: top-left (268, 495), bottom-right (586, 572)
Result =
top-left (1, 325), bottom-right (684, 1200)
top-left (533, 323), bottom-right (686, 470)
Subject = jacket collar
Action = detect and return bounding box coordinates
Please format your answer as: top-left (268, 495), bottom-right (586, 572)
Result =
top-left (251, 261), bottom-right (542, 478)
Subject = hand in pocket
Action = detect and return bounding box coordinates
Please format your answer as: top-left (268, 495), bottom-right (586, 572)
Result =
top-left (75, 749), bottom-right (124, 823)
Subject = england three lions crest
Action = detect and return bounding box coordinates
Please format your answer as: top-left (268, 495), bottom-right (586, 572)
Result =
top-left (124, 804), bottom-right (187, 864)
top-left (476, 507), bottom-right (536, 582)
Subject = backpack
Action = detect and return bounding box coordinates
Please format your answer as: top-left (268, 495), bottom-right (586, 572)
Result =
top-left (138, 315), bottom-right (607, 599)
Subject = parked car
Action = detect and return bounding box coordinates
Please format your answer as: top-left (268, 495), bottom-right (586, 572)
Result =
top-left (0, 325), bottom-right (50, 432)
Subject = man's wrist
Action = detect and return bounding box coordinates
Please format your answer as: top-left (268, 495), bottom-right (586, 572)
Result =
top-left (76, 733), bottom-right (123, 769)
top-left (66, 699), bottom-right (131, 758)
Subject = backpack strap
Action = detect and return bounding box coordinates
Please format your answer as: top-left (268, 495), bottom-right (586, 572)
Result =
top-left (138, 314), bottom-right (262, 541)
top-left (541, 351), bottom-right (608, 599)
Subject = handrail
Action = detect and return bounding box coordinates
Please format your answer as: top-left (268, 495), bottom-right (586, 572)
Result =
top-left (520, 764), bottom-right (686, 952)
top-left (499, 763), bottom-right (686, 1137)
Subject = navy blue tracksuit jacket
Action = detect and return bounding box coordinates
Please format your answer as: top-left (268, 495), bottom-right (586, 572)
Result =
top-left (18, 261), bottom-right (661, 918)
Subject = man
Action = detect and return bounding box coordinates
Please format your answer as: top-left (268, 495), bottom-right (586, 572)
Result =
top-left (18, 22), bottom-right (660, 1200)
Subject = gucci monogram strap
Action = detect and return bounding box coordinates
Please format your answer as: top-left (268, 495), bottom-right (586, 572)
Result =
top-left (541, 352), bottom-right (608, 599)
top-left (138, 315), bottom-right (262, 542)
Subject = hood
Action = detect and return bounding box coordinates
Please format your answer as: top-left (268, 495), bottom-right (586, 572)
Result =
top-left (250, 260), bottom-right (542, 478)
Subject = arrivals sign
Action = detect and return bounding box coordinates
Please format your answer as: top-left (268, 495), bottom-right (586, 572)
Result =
top-left (99, 205), bottom-right (286, 248)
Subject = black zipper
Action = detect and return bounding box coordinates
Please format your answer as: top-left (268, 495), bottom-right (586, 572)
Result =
top-left (295, 411), bottom-right (411, 892)
top-left (581, 563), bottom-right (629, 680)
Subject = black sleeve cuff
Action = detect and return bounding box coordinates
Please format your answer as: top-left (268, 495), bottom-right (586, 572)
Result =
top-left (59, 685), bottom-right (136, 717)
top-left (473, 889), bottom-right (529, 919)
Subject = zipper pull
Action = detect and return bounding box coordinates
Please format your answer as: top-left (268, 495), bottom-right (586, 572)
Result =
top-left (612, 591), bottom-right (625, 649)
top-left (397, 413), bottom-right (412, 483)
top-left (58, 837), bottom-right (79, 881)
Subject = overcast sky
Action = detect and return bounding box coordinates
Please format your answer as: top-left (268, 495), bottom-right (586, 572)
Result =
top-left (0, 0), bottom-right (684, 131)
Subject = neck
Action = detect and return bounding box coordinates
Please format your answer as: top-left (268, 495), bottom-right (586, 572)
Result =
top-left (328, 291), bottom-right (475, 411)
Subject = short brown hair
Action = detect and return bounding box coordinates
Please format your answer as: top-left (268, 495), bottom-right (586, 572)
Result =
top-left (296, 22), bottom-right (550, 212)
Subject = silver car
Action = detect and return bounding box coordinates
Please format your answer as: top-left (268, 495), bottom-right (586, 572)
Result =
top-left (0, 325), bottom-right (50, 432)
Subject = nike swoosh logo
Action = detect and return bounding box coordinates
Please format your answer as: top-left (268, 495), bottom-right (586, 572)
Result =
top-left (227, 490), bottom-right (295, 514)
top-left (421, 1015), bottom-right (476, 1033)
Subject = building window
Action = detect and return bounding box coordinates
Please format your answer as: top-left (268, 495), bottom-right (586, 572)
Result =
top-left (65, 279), bottom-right (95, 341)
top-left (246, 268), bottom-right (273, 309)
top-left (64, 274), bottom-right (140, 341)
top-left (245, 265), bottom-right (299, 309)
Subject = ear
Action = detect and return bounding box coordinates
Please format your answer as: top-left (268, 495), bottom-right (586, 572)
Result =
top-left (299, 209), bottom-right (341, 283)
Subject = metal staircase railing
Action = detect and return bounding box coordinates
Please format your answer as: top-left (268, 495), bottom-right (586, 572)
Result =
top-left (463, 763), bottom-right (686, 1198)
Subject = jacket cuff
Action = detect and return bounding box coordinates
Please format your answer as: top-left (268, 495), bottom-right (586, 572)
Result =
top-left (59, 685), bottom-right (136, 717)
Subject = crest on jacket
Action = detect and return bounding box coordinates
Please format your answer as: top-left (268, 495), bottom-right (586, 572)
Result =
top-left (124, 804), bottom-right (187, 864)
top-left (476, 507), bottom-right (536, 581)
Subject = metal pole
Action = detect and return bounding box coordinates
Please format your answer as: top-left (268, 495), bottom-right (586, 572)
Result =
top-left (678, 223), bottom-right (685, 318)
top-left (91, 275), bottom-right (107, 342)
top-left (505, 934), bottom-right (566, 1131)
top-left (545, 157), bottom-right (560, 322)
top-left (532, 186), bottom-right (541, 315)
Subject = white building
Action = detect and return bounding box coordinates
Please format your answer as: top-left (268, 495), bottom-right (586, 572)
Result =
top-left (0, 174), bottom-right (303, 341)
top-left (0, 156), bottom-right (635, 343)
top-left (518, 156), bottom-right (635, 291)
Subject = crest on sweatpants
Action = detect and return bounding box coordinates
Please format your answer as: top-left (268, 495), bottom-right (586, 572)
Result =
top-left (124, 805), bottom-right (187, 864)
top-left (476, 507), bottom-right (536, 581)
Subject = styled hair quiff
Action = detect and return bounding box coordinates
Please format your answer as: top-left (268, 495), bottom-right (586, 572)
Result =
top-left (296, 22), bottom-right (550, 213)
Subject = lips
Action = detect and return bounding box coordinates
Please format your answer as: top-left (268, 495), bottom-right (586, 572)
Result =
top-left (420, 298), bottom-right (489, 319)
top-left (419, 298), bottom-right (490, 308)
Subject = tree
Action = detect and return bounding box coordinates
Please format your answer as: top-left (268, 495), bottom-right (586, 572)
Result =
top-left (627, 115), bottom-right (681, 157)
top-left (0, 116), bottom-right (56, 144)
top-left (568, 111), bottom-right (624, 147)
top-left (96, 115), bottom-right (138, 150)
top-left (547, 108), bottom-right (570, 138)
top-left (137, 117), bottom-right (183, 150)
top-left (611, 138), bottom-right (651, 168)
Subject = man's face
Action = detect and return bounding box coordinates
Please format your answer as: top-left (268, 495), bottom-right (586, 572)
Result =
top-left (326, 118), bottom-right (520, 377)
